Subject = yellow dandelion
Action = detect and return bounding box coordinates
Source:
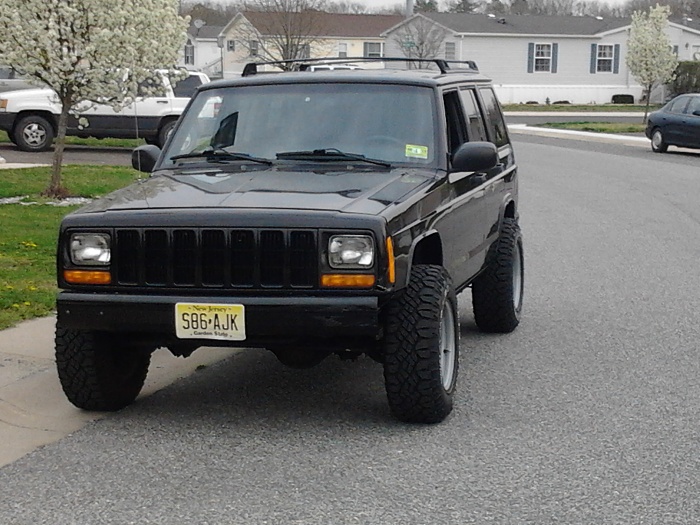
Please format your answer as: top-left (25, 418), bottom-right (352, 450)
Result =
top-left (23, 301), bottom-right (31, 306)
top-left (11, 304), bottom-right (19, 308)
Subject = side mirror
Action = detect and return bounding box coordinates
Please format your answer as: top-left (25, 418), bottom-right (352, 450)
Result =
top-left (131, 144), bottom-right (162, 173)
top-left (451, 141), bottom-right (499, 173)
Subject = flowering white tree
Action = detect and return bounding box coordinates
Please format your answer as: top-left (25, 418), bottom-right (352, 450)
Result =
top-left (625, 4), bottom-right (678, 122)
top-left (0, 0), bottom-right (189, 197)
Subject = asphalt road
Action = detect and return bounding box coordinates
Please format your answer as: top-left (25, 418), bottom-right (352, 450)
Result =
top-left (1, 136), bottom-right (700, 524)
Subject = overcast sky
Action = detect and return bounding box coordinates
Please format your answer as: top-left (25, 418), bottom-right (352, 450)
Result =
top-left (349, 0), bottom-right (628, 9)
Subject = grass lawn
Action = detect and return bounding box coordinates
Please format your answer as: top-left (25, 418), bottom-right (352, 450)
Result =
top-left (533, 122), bottom-right (647, 134)
top-left (502, 103), bottom-right (661, 112)
top-left (0, 165), bottom-right (143, 330)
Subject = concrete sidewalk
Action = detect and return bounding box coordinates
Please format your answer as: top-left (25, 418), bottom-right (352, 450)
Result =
top-left (0, 316), bottom-right (237, 467)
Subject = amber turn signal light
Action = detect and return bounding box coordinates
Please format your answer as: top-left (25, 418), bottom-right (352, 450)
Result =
top-left (321, 274), bottom-right (375, 288)
top-left (386, 237), bottom-right (395, 284)
top-left (63, 270), bottom-right (111, 285)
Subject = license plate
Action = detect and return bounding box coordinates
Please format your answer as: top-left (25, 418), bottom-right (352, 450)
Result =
top-left (175, 303), bottom-right (245, 341)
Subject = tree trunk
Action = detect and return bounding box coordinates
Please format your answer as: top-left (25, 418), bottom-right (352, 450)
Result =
top-left (44, 97), bottom-right (71, 198)
top-left (643, 83), bottom-right (653, 123)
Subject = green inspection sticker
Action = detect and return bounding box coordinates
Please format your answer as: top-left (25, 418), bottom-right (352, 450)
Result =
top-left (405, 144), bottom-right (428, 159)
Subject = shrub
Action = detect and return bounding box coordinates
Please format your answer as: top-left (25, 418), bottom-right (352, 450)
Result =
top-left (670, 61), bottom-right (700, 96)
top-left (552, 100), bottom-right (571, 104)
top-left (611, 94), bottom-right (635, 104)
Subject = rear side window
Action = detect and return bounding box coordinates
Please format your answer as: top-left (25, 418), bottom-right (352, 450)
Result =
top-left (686, 97), bottom-right (700, 115)
top-left (459, 88), bottom-right (487, 142)
top-left (668, 96), bottom-right (688, 114)
top-left (137, 75), bottom-right (167, 97)
top-left (172, 75), bottom-right (203, 98)
top-left (478, 87), bottom-right (509, 148)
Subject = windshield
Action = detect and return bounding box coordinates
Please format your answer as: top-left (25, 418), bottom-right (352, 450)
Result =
top-left (161, 83), bottom-right (437, 167)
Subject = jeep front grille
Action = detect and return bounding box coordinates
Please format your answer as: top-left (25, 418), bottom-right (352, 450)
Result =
top-left (114, 228), bottom-right (318, 289)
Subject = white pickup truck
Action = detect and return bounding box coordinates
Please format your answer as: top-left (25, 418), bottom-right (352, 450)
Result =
top-left (0, 70), bottom-right (209, 151)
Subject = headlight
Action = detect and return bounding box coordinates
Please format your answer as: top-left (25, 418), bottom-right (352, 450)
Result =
top-left (0, 99), bottom-right (7, 110)
top-left (69, 233), bottom-right (111, 265)
top-left (328, 235), bottom-right (374, 269)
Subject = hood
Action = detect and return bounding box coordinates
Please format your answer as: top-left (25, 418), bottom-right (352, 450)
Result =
top-left (76, 164), bottom-right (437, 216)
top-left (0, 87), bottom-right (56, 100)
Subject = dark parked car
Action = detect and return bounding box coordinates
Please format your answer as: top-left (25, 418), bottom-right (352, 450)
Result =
top-left (645, 93), bottom-right (700, 153)
top-left (54, 58), bottom-right (523, 424)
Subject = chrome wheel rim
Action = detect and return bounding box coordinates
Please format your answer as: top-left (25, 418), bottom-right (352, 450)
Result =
top-left (652, 130), bottom-right (663, 149)
top-left (439, 299), bottom-right (457, 390)
top-left (513, 241), bottom-right (523, 311)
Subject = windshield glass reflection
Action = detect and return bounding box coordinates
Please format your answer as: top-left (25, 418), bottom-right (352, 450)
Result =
top-left (162, 83), bottom-right (437, 167)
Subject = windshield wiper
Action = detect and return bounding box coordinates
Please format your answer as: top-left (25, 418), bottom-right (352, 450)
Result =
top-left (276, 148), bottom-right (392, 168)
top-left (171, 148), bottom-right (272, 166)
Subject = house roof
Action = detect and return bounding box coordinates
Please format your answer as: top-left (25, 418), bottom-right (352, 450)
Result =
top-left (419, 13), bottom-right (631, 35)
top-left (189, 24), bottom-right (225, 40)
top-left (240, 11), bottom-right (405, 38)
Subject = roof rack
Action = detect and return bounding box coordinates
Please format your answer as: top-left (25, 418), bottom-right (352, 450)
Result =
top-left (241, 57), bottom-right (479, 77)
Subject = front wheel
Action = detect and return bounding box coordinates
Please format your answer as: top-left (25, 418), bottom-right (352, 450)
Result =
top-left (382, 264), bottom-right (459, 424)
top-left (651, 128), bottom-right (668, 153)
top-left (472, 217), bottom-right (524, 333)
top-left (14, 115), bottom-right (54, 152)
top-left (55, 322), bottom-right (153, 411)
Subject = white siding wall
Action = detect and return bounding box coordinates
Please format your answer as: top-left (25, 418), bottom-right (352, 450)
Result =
top-left (452, 34), bottom-right (642, 104)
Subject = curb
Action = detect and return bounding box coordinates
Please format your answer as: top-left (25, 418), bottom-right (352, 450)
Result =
top-left (507, 124), bottom-right (649, 147)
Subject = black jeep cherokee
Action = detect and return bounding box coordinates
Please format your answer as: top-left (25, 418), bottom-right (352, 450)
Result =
top-left (55, 58), bottom-right (523, 424)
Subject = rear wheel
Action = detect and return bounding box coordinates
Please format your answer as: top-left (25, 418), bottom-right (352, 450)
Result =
top-left (14, 115), bottom-right (54, 152)
top-left (382, 264), bottom-right (459, 424)
top-left (472, 218), bottom-right (524, 333)
top-left (55, 322), bottom-right (152, 411)
top-left (651, 128), bottom-right (668, 153)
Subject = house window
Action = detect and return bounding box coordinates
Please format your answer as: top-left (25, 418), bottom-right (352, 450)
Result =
top-left (227, 40), bottom-right (235, 52)
top-left (249, 40), bottom-right (259, 57)
top-left (596, 44), bottom-right (614, 72)
top-left (184, 39), bottom-right (194, 65)
top-left (445, 42), bottom-right (456, 61)
top-left (534, 44), bottom-right (552, 72)
top-left (363, 42), bottom-right (383, 58)
top-left (338, 43), bottom-right (348, 58)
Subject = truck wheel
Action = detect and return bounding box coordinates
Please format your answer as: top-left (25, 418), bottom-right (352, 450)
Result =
top-left (55, 322), bottom-right (152, 411)
top-left (472, 217), bottom-right (524, 333)
top-left (157, 119), bottom-right (177, 148)
top-left (383, 264), bottom-right (459, 424)
top-left (650, 128), bottom-right (668, 153)
top-left (14, 115), bottom-right (54, 152)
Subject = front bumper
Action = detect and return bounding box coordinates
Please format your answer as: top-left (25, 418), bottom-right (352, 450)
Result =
top-left (57, 292), bottom-right (381, 348)
top-left (0, 112), bottom-right (16, 133)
